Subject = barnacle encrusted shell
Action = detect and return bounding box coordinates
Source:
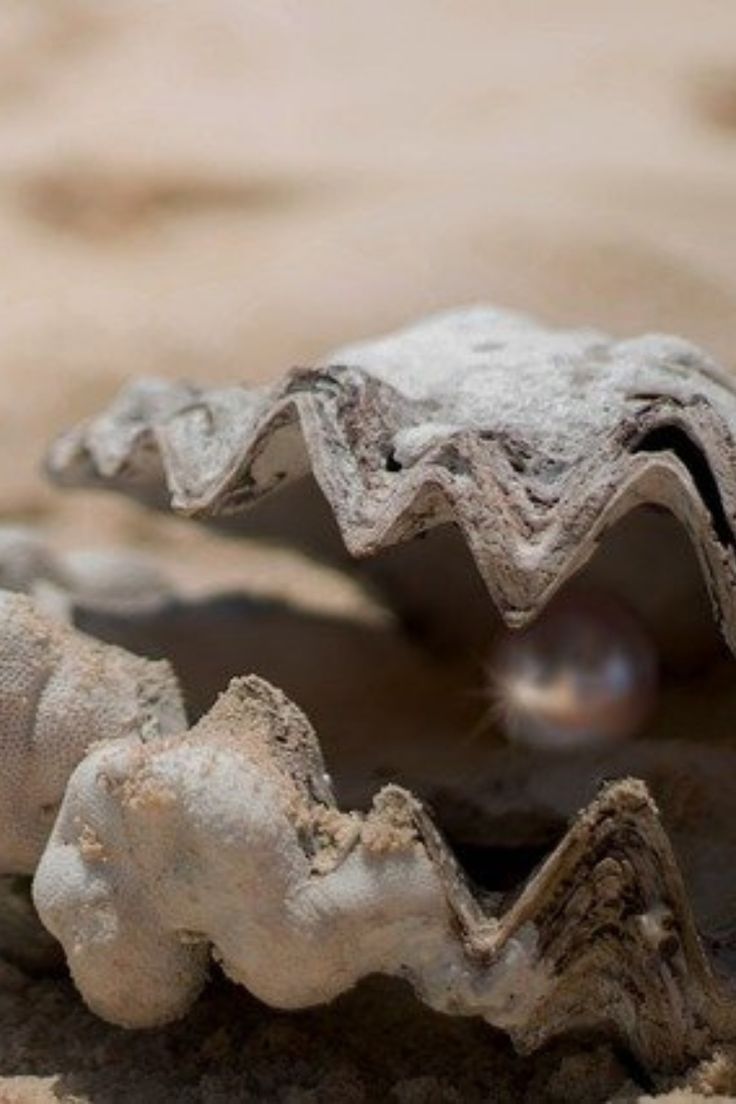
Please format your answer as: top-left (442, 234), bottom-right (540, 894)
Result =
top-left (48, 306), bottom-right (736, 640)
top-left (33, 674), bottom-right (731, 1070)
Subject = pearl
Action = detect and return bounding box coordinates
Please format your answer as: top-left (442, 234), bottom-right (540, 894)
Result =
top-left (488, 589), bottom-right (658, 752)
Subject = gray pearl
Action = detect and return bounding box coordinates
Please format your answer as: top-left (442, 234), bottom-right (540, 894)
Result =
top-left (488, 590), bottom-right (658, 752)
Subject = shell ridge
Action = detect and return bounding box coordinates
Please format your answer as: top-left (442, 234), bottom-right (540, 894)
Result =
top-left (45, 308), bottom-right (736, 637)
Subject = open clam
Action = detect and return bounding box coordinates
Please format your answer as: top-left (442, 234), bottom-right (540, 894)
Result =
top-left (23, 306), bottom-right (736, 1072)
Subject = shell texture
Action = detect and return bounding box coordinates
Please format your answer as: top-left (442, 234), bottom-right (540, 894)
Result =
top-left (0, 591), bottom-right (185, 874)
top-left (20, 306), bottom-right (736, 1073)
top-left (33, 675), bottom-right (730, 1070)
top-left (48, 306), bottom-right (736, 638)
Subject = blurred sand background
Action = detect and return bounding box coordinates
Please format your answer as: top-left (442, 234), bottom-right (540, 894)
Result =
top-left (1, 0), bottom-right (735, 525)
top-left (1, 1), bottom-right (736, 1100)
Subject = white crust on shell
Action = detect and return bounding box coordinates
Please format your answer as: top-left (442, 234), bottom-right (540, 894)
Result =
top-left (46, 307), bottom-right (736, 641)
top-left (0, 591), bottom-right (185, 872)
top-left (33, 674), bottom-right (732, 1070)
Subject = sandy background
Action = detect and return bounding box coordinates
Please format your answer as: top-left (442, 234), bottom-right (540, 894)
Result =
top-left (1, 1), bottom-right (736, 1100)
top-left (2, 0), bottom-right (735, 522)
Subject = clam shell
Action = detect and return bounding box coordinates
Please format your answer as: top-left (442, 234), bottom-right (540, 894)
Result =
top-left (32, 673), bottom-right (732, 1071)
top-left (39, 307), bottom-right (736, 1070)
top-left (48, 306), bottom-right (736, 642)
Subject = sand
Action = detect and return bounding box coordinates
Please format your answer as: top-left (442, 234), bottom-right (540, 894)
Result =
top-left (1, 1), bottom-right (736, 1099)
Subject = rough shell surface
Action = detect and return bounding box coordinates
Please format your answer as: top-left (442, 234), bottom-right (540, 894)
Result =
top-left (33, 674), bottom-right (731, 1071)
top-left (0, 591), bottom-right (185, 873)
top-left (48, 306), bottom-right (736, 639)
top-left (28, 307), bottom-right (736, 1074)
